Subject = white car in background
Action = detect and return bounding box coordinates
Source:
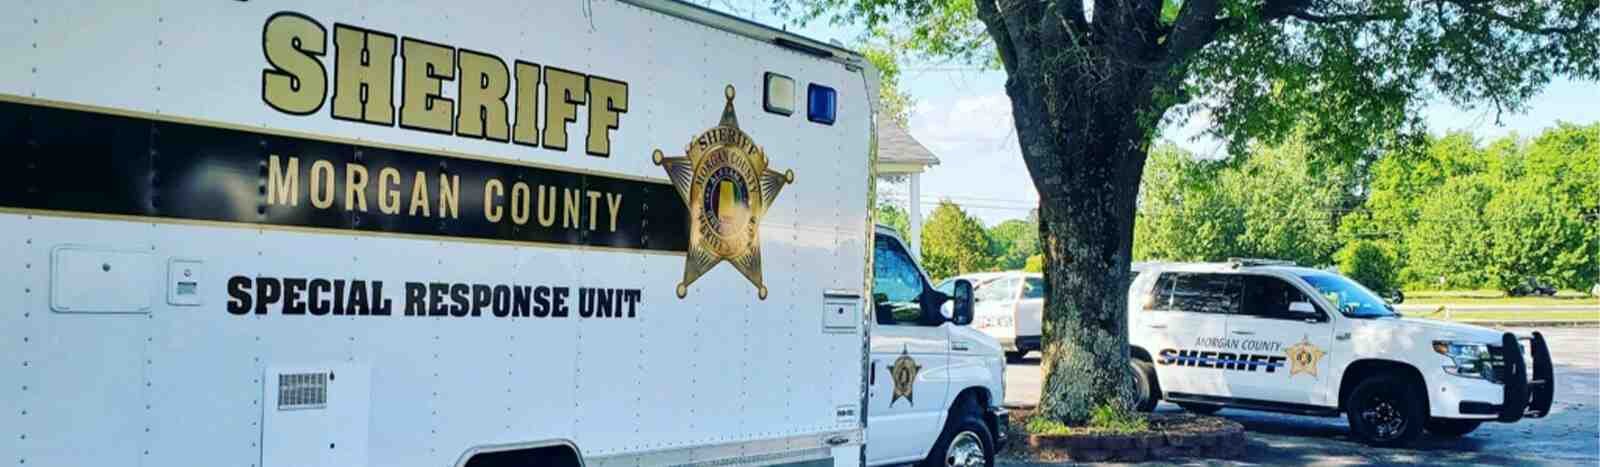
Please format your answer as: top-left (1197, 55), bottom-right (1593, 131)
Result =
top-left (939, 272), bottom-right (1045, 361)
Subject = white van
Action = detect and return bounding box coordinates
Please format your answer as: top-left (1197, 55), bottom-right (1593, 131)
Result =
top-left (0, 1), bottom-right (1004, 466)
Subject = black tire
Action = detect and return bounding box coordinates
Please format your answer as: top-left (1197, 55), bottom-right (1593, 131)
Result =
top-left (1131, 360), bottom-right (1160, 412)
top-left (922, 404), bottom-right (995, 467)
top-left (1176, 402), bottom-right (1222, 415)
top-left (1425, 418), bottom-right (1482, 437)
top-left (1005, 351), bottom-right (1024, 363)
top-left (1346, 375), bottom-right (1427, 447)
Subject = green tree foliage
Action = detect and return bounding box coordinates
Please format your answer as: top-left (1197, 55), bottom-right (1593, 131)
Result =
top-left (1337, 241), bottom-right (1399, 294)
top-left (777, 0), bottom-right (1599, 425)
top-left (875, 201), bottom-right (910, 238)
top-left (1365, 123), bottom-right (1599, 292)
top-left (1135, 138), bottom-right (1345, 266)
top-left (921, 200), bottom-right (994, 280)
top-left (988, 218), bottom-right (1039, 270)
top-left (1024, 254), bottom-right (1045, 273)
top-left (861, 44), bottom-right (915, 127)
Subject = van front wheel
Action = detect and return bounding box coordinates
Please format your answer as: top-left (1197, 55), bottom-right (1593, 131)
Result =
top-left (924, 412), bottom-right (994, 467)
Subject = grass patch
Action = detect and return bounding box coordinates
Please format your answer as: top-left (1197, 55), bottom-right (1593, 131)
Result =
top-left (1024, 403), bottom-right (1150, 436)
top-left (1406, 296), bottom-right (1599, 306)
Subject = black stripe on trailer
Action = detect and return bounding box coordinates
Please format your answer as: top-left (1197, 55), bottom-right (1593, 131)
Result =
top-left (0, 98), bottom-right (687, 252)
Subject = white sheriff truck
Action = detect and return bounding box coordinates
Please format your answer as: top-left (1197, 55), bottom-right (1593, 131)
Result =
top-left (0, 1), bottom-right (1006, 466)
top-left (1127, 260), bottom-right (1555, 447)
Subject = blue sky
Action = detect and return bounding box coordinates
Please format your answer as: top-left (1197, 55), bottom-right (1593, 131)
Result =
top-left (702, 2), bottom-right (1600, 225)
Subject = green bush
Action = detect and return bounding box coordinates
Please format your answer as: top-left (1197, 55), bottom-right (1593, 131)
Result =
top-left (1024, 254), bottom-right (1044, 273)
top-left (1337, 241), bottom-right (1398, 294)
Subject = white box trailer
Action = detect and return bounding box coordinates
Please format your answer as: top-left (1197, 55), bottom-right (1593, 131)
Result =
top-left (0, 1), bottom-right (918, 466)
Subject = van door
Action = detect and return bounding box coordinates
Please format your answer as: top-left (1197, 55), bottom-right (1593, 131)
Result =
top-left (867, 234), bottom-right (951, 465)
top-left (1145, 272), bottom-right (1239, 399)
top-left (1229, 274), bottom-right (1335, 407)
top-left (1014, 276), bottom-right (1045, 353)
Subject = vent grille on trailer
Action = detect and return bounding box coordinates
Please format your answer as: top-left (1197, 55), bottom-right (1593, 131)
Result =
top-left (278, 372), bottom-right (329, 410)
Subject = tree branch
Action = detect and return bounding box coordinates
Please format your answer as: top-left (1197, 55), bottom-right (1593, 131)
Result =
top-left (1439, 0), bottom-right (1595, 35)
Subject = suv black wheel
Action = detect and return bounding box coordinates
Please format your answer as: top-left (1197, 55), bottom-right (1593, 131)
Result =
top-left (1425, 418), bottom-right (1482, 437)
top-left (1130, 360), bottom-right (1159, 412)
top-left (1176, 402), bottom-right (1221, 415)
top-left (923, 402), bottom-right (994, 467)
top-left (1346, 375), bottom-right (1426, 447)
top-left (1005, 351), bottom-right (1025, 363)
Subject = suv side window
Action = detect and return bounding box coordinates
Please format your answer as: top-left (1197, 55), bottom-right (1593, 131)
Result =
top-left (1154, 272), bottom-right (1240, 315)
top-left (1240, 275), bottom-right (1322, 321)
top-left (1022, 277), bottom-right (1045, 299)
top-left (873, 234), bottom-right (931, 325)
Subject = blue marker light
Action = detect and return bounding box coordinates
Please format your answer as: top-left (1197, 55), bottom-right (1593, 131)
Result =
top-left (807, 84), bottom-right (836, 125)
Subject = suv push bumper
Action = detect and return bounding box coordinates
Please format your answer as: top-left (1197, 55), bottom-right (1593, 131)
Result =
top-left (1486, 331), bottom-right (1554, 422)
top-left (988, 406), bottom-right (1010, 454)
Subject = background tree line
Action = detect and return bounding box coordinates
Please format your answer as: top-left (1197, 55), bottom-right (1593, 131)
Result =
top-left (890, 122), bottom-right (1598, 294)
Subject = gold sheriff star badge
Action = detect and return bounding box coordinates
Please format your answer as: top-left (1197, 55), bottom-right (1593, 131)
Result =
top-left (654, 85), bottom-right (793, 300)
top-left (1285, 335), bottom-right (1327, 379)
top-left (890, 346), bottom-right (921, 407)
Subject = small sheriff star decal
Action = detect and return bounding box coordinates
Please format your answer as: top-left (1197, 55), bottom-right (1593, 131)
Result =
top-left (654, 85), bottom-right (793, 300)
top-left (890, 346), bottom-right (922, 407)
top-left (1285, 335), bottom-right (1327, 379)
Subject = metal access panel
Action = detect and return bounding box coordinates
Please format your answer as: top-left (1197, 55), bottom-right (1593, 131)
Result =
top-left (262, 364), bottom-right (371, 467)
top-left (50, 245), bottom-right (154, 313)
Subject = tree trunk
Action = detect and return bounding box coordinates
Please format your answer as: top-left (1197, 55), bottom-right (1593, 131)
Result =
top-left (1009, 77), bottom-right (1152, 425)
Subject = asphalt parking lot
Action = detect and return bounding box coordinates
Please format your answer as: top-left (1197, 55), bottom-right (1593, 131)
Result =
top-left (1002, 326), bottom-right (1600, 466)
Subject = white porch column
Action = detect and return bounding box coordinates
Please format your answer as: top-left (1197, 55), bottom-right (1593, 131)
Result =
top-left (909, 172), bottom-right (923, 258)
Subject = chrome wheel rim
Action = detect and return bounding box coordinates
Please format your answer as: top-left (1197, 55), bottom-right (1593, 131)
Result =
top-left (1361, 394), bottom-right (1406, 440)
top-left (946, 431), bottom-right (985, 467)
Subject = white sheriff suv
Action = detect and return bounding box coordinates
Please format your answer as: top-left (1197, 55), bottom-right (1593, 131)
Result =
top-left (1126, 259), bottom-right (1554, 447)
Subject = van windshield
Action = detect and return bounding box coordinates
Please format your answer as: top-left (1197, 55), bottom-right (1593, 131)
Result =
top-left (1296, 272), bottom-right (1396, 318)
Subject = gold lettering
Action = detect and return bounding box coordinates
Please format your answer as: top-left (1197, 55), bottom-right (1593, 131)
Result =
top-left (438, 174), bottom-right (460, 219)
top-left (484, 179), bottom-right (504, 222)
top-left (586, 77), bottom-right (628, 157)
top-left (262, 14), bottom-right (327, 115)
top-left (537, 185), bottom-right (557, 227)
top-left (606, 193), bottom-right (623, 232)
top-left (345, 163), bottom-right (369, 211)
top-left (331, 24), bottom-right (396, 125)
top-left (586, 190), bottom-right (602, 230)
top-left (409, 171), bottom-right (431, 217)
top-left (309, 160), bottom-right (336, 209)
top-left (400, 38), bottom-right (455, 133)
top-left (563, 188), bottom-right (580, 229)
top-left (457, 50), bottom-right (510, 141)
top-left (512, 61), bottom-right (540, 146)
top-left (543, 68), bottom-right (586, 151)
top-left (267, 155), bottom-right (300, 206)
top-left (378, 168), bottom-right (401, 214)
top-left (510, 182), bottom-right (531, 225)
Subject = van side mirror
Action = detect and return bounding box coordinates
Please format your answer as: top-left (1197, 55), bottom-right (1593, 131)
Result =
top-left (950, 279), bottom-right (975, 325)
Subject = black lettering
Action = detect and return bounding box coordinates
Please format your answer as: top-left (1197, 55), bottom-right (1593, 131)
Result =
top-left (449, 284), bottom-right (470, 317)
top-left (1197, 351), bottom-right (1217, 369)
top-left (1176, 350), bottom-right (1198, 367)
top-left (578, 288), bottom-right (593, 318)
top-left (255, 277), bottom-right (282, 315)
top-left (1157, 349), bottom-right (1177, 365)
top-left (1217, 352), bottom-right (1236, 370)
top-left (472, 284), bottom-right (491, 317)
top-left (309, 279), bottom-right (332, 315)
top-left (597, 288), bottom-right (614, 317)
top-left (514, 285), bottom-right (532, 317)
top-left (283, 278), bottom-right (308, 315)
top-left (348, 280), bottom-right (371, 315)
top-left (623, 289), bottom-right (639, 317)
top-left (405, 282), bottom-right (426, 316)
top-left (332, 279), bottom-right (347, 315)
top-left (372, 281), bottom-right (391, 315)
top-left (227, 276), bottom-right (252, 315)
top-left (552, 287), bottom-right (569, 317)
top-left (1265, 356), bottom-right (1287, 373)
top-left (532, 286), bottom-right (551, 317)
top-left (429, 283), bottom-right (449, 316)
top-left (492, 285), bottom-right (511, 317)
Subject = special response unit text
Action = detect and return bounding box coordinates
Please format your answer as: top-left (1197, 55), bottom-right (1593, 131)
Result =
top-left (227, 276), bottom-right (642, 319)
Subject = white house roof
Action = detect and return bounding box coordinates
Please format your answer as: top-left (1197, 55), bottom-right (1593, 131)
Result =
top-left (877, 119), bottom-right (940, 170)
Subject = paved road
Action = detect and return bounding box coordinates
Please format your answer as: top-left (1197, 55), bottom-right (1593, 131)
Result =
top-left (1002, 326), bottom-right (1600, 466)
